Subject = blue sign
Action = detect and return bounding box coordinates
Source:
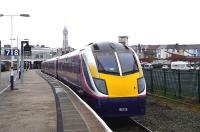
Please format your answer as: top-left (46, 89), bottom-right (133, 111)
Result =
top-left (4, 49), bottom-right (20, 56)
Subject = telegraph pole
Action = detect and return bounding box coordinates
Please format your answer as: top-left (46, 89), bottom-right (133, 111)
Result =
top-left (0, 14), bottom-right (30, 90)
top-left (20, 41), bottom-right (25, 83)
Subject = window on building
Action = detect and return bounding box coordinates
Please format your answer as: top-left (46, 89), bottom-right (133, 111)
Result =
top-left (40, 54), bottom-right (43, 58)
top-left (36, 54), bottom-right (39, 59)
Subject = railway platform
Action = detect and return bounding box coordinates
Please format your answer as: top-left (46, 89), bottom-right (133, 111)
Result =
top-left (0, 70), bottom-right (111, 132)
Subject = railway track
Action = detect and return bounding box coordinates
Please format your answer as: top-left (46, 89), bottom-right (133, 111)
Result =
top-left (103, 117), bottom-right (152, 132)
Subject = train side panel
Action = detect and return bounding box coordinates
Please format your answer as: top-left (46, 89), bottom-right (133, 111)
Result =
top-left (57, 53), bottom-right (82, 92)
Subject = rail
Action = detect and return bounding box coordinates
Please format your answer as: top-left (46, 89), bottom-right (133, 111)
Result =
top-left (104, 117), bottom-right (152, 132)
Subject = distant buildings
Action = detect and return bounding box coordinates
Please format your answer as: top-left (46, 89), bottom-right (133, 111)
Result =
top-left (131, 44), bottom-right (200, 62)
top-left (0, 44), bottom-right (52, 69)
top-left (0, 26), bottom-right (76, 69)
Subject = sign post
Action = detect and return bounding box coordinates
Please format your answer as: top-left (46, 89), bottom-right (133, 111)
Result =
top-left (4, 48), bottom-right (20, 89)
top-left (4, 49), bottom-right (19, 56)
top-left (24, 41), bottom-right (31, 71)
top-left (20, 41), bottom-right (30, 83)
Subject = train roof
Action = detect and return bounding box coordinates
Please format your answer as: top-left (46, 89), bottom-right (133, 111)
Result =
top-left (43, 56), bottom-right (60, 62)
top-left (59, 49), bottom-right (80, 59)
top-left (43, 42), bottom-right (131, 63)
top-left (88, 42), bottom-right (130, 52)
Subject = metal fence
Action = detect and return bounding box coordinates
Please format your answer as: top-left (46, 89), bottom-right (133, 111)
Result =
top-left (143, 69), bottom-right (200, 103)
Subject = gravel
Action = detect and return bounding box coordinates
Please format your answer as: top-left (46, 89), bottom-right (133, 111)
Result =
top-left (131, 95), bottom-right (200, 132)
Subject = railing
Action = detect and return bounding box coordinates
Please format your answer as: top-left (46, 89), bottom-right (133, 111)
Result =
top-left (143, 69), bottom-right (200, 103)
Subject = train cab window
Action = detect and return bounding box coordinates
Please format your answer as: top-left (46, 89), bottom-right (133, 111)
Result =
top-left (95, 52), bottom-right (119, 75)
top-left (118, 52), bottom-right (138, 74)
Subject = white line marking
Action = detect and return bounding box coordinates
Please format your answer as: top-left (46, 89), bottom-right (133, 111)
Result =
top-left (61, 84), bottom-right (112, 132)
top-left (0, 85), bottom-right (10, 95)
top-left (43, 73), bottom-right (112, 132)
top-left (52, 79), bottom-right (112, 131)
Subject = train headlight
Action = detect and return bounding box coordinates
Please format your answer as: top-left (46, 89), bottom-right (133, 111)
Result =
top-left (138, 77), bottom-right (146, 94)
top-left (93, 78), bottom-right (108, 95)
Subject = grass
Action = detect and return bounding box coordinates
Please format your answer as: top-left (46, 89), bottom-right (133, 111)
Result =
top-left (147, 92), bottom-right (200, 111)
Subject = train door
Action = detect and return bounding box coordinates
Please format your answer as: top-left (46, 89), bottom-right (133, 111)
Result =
top-left (76, 56), bottom-right (81, 86)
top-left (56, 59), bottom-right (58, 78)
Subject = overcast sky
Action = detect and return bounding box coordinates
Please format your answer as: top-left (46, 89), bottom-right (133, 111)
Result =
top-left (0, 0), bottom-right (200, 49)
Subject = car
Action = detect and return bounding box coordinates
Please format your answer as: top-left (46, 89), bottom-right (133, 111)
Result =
top-left (195, 66), bottom-right (200, 70)
top-left (162, 65), bottom-right (169, 69)
top-left (171, 61), bottom-right (193, 70)
top-left (143, 63), bottom-right (153, 69)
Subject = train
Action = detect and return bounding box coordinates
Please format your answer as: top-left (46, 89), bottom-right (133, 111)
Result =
top-left (41, 42), bottom-right (146, 117)
top-left (0, 61), bottom-right (17, 72)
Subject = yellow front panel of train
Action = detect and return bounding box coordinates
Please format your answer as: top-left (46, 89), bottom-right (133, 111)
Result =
top-left (99, 73), bottom-right (140, 97)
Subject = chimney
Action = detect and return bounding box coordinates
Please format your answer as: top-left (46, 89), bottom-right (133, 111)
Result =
top-left (118, 36), bottom-right (128, 45)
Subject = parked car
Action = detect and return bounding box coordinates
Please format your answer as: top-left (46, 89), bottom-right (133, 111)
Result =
top-left (171, 61), bottom-right (193, 70)
top-left (143, 63), bottom-right (153, 69)
top-left (162, 65), bottom-right (169, 69)
top-left (195, 66), bottom-right (200, 70)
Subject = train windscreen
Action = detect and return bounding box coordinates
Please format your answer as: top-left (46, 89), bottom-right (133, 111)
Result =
top-left (95, 51), bottom-right (138, 75)
top-left (95, 52), bottom-right (119, 75)
top-left (118, 52), bottom-right (138, 74)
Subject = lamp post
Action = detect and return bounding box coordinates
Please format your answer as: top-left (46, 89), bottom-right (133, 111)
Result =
top-left (0, 14), bottom-right (30, 90)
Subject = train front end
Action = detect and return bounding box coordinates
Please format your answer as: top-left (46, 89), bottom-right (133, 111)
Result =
top-left (81, 42), bottom-right (146, 117)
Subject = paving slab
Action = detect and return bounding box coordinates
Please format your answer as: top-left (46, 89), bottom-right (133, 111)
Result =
top-left (0, 70), bottom-right (56, 132)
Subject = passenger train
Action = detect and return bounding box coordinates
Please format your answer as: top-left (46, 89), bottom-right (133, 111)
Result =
top-left (0, 61), bottom-right (17, 71)
top-left (41, 42), bottom-right (146, 117)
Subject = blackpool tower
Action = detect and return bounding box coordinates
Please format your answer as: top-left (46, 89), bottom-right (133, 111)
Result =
top-left (63, 26), bottom-right (68, 49)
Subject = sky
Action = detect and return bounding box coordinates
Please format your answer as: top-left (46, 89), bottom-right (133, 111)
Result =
top-left (0, 0), bottom-right (200, 49)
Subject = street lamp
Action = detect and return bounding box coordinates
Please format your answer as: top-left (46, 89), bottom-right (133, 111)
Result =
top-left (0, 14), bottom-right (30, 90)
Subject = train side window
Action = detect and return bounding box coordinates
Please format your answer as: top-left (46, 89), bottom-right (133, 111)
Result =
top-left (76, 58), bottom-right (80, 83)
top-left (66, 58), bottom-right (71, 72)
top-left (68, 58), bottom-right (72, 72)
top-left (75, 57), bottom-right (79, 73)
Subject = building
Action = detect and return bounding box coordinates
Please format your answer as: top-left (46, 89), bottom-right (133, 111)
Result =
top-left (24, 45), bottom-right (52, 69)
top-left (131, 44), bottom-right (200, 62)
top-left (55, 47), bottom-right (75, 56)
top-left (0, 26), bottom-right (74, 69)
top-left (1, 44), bottom-right (52, 69)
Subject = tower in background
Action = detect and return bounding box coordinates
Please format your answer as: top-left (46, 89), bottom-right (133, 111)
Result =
top-left (63, 26), bottom-right (68, 49)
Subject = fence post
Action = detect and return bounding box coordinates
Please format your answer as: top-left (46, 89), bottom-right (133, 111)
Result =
top-left (150, 69), bottom-right (154, 93)
top-left (178, 70), bottom-right (182, 99)
top-left (198, 70), bottom-right (200, 103)
top-left (164, 69), bottom-right (166, 96)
